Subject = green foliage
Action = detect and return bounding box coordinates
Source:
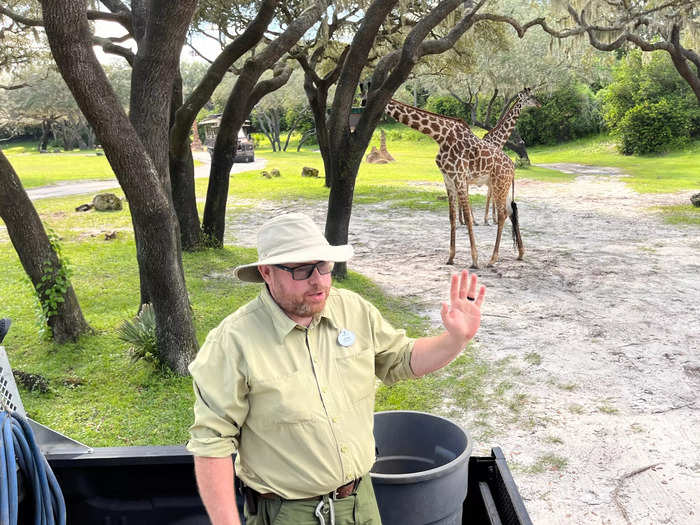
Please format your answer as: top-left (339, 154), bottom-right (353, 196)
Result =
top-left (117, 304), bottom-right (160, 367)
top-left (425, 95), bottom-right (469, 120)
top-left (34, 228), bottom-right (72, 339)
top-left (517, 82), bottom-right (604, 145)
top-left (617, 99), bottom-right (692, 154)
top-left (599, 50), bottom-right (700, 155)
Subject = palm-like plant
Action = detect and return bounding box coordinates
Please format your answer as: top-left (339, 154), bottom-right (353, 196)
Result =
top-left (117, 304), bottom-right (159, 366)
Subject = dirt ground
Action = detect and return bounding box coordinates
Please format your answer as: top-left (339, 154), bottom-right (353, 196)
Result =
top-left (225, 164), bottom-right (699, 525)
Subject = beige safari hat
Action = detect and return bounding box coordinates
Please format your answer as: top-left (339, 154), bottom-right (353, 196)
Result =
top-left (233, 212), bottom-right (353, 282)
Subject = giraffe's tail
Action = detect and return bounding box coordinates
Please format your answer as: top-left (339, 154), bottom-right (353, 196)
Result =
top-left (510, 200), bottom-right (522, 251)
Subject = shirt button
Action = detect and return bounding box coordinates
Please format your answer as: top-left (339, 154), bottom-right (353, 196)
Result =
top-left (340, 446), bottom-right (348, 454)
top-left (331, 417), bottom-right (337, 423)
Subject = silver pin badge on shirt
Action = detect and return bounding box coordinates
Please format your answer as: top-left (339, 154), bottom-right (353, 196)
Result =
top-left (337, 329), bottom-right (355, 347)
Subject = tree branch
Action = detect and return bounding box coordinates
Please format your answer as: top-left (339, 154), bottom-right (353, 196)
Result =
top-left (92, 35), bottom-right (135, 65)
top-left (0, 5), bottom-right (43, 26)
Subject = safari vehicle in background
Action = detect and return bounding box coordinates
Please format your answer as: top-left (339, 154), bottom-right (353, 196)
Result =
top-left (198, 115), bottom-right (255, 163)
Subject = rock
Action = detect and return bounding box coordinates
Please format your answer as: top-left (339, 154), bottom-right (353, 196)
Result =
top-left (261, 171), bottom-right (271, 179)
top-left (302, 167), bottom-right (319, 178)
top-left (75, 203), bottom-right (93, 212)
top-left (270, 168), bottom-right (281, 177)
top-left (104, 231), bottom-right (118, 241)
top-left (691, 193), bottom-right (700, 207)
top-left (92, 193), bottom-right (122, 211)
top-left (13, 370), bottom-right (49, 393)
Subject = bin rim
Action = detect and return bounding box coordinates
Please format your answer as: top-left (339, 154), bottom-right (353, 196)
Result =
top-left (370, 410), bottom-right (472, 485)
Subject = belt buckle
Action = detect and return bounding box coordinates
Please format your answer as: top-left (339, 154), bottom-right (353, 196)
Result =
top-left (332, 478), bottom-right (358, 500)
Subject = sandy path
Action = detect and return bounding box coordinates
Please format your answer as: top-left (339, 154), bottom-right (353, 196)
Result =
top-left (225, 164), bottom-right (699, 524)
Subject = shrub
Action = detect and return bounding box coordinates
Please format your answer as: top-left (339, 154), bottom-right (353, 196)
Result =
top-left (599, 50), bottom-right (700, 154)
top-left (117, 304), bottom-right (160, 368)
top-left (425, 95), bottom-right (469, 121)
top-left (517, 83), bottom-right (604, 145)
top-left (616, 99), bottom-right (693, 154)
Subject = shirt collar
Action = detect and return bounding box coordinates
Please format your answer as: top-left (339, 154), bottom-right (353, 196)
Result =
top-left (260, 286), bottom-right (339, 342)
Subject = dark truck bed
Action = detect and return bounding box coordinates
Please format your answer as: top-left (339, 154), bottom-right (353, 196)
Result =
top-left (38, 445), bottom-right (532, 524)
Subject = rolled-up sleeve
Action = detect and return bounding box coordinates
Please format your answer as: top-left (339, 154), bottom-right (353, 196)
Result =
top-left (186, 324), bottom-right (249, 457)
top-left (367, 302), bottom-right (418, 386)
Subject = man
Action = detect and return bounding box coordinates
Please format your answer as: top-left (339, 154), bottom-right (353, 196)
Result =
top-left (187, 212), bottom-right (486, 525)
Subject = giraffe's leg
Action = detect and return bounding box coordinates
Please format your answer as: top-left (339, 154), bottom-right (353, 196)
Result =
top-left (447, 191), bottom-right (457, 265)
top-left (488, 197), bottom-right (507, 266)
top-left (467, 185), bottom-right (479, 225)
top-left (460, 187), bottom-right (478, 226)
top-left (484, 185), bottom-right (492, 225)
top-left (457, 189), bottom-right (479, 268)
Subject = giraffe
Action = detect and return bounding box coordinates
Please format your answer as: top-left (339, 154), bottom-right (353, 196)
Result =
top-left (385, 99), bottom-right (524, 268)
top-left (459, 88), bottom-right (541, 225)
top-left (477, 88), bottom-right (541, 223)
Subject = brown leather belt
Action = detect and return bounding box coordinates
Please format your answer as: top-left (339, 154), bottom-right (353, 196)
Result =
top-left (257, 477), bottom-right (361, 501)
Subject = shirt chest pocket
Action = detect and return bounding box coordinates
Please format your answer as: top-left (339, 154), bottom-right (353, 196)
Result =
top-left (248, 369), bottom-right (320, 428)
top-left (335, 346), bottom-right (375, 404)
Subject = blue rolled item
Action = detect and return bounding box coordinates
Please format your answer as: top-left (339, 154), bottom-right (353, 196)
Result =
top-left (1, 412), bottom-right (11, 525)
top-left (1, 411), bottom-right (66, 525)
top-left (3, 413), bottom-right (19, 524)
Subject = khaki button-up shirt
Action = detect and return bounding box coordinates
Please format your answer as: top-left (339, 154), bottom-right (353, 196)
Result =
top-left (187, 286), bottom-right (417, 499)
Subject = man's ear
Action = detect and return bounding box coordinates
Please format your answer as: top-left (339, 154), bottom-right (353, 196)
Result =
top-left (258, 265), bottom-right (272, 284)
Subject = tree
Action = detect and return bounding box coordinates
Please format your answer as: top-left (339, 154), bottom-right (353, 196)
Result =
top-left (553, 1), bottom-right (700, 104)
top-left (297, 0), bottom-right (567, 278)
top-left (199, 1), bottom-right (327, 246)
top-left (0, 149), bottom-right (90, 342)
top-left (34, 0), bottom-right (199, 375)
top-left (252, 70), bottom-right (312, 152)
top-left (167, 0), bottom-right (327, 249)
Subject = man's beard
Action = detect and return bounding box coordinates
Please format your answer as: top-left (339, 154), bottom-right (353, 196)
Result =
top-left (286, 286), bottom-right (329, 318)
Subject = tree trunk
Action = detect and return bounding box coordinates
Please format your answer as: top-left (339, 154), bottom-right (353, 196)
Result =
top-left (324, 139), bottom-right (365, 280)
top-left (169, 71), bottom-right (203, 250)
top-left (505, 129), bottom-right (530, 162)
top-left (0, 150), bottom-right (90, 343)
top-left (40, 0), bottom-right (198, 375)
top-left (39, 119), bottom-right (51, 151)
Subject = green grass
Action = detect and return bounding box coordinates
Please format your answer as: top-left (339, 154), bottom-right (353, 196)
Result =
top-left (656, 204), bottom-right (700, 225)
top-left (525, 453), bottom-right (568, 474)
top-left (530, 134), bottom-right (700, 193)
top-left (1, 141), bottom-right (116, 189)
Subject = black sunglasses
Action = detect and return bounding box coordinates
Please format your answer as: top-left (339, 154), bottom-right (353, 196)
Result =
top-left (274, 261), bottom-right (334, 280)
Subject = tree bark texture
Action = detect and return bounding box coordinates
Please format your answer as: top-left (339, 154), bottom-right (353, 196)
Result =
top-left (0, 150), bottom-right (90, 343)
top-left (169, 71), bottom-right (203, 250)
top-left (40, 0), bottom-right (198, 374)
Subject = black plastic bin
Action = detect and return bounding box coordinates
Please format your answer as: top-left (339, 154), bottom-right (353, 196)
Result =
top-left (371, 410), bottom-right (472, 525)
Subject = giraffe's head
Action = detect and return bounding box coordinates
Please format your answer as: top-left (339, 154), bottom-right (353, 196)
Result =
top-left (518, 88), bottom-right (541, 109)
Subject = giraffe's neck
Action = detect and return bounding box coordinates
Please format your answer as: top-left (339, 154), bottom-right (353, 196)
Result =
top-left (482, 100), bottom-right (523, 149)
top-left (385, 99), bottom-right (469, 143)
